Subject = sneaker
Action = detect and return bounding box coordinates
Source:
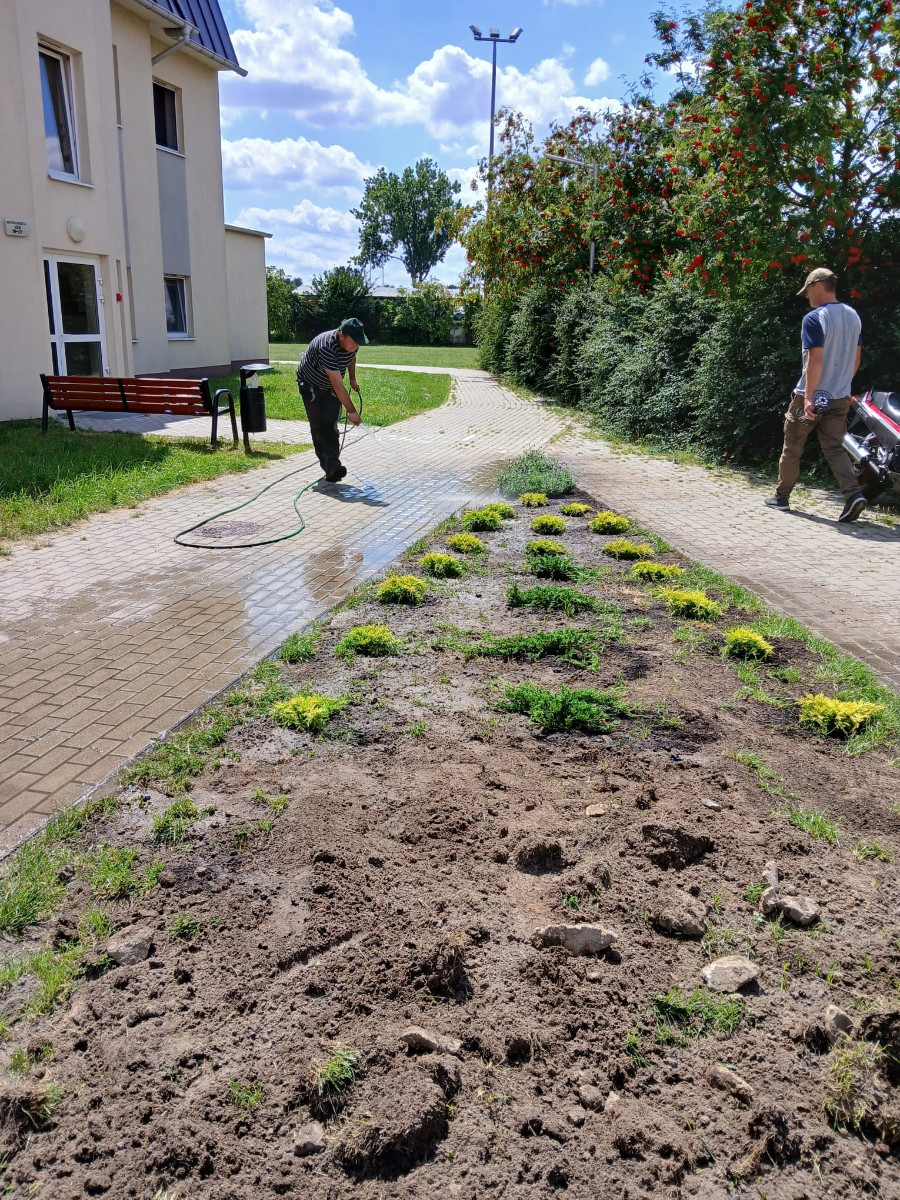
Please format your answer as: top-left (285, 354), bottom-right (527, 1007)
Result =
top-left (837, 492), bottom-right (867, 523)
top-left (764, 495), bottom-right (790, 510)
top-left (324, 465), bottom-right (347, 483)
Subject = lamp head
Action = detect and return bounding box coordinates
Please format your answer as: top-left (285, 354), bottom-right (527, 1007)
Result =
top-left (490, 27), bottom-right (500, 38)
top-left (509, 27), bottom-right (523, 40)
top-left (469, 24), bottom-right (482, 37)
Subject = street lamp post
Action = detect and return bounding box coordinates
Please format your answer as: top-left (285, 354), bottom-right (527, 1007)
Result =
top-left (469, 25), bottom-right (522, 195)
top-left (546, 152), bottom-right (599, 275)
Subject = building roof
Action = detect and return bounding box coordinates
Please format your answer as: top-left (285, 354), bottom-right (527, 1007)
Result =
top-left (225, 223), bottom-right (273, 238)
top-left (129, 0), bottom-right (242, 72)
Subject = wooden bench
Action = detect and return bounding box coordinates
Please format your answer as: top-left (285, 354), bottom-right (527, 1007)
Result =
top-left (40, 374), bottom-right (238, 447)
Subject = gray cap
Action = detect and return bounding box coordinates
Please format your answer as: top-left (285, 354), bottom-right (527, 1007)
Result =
top-left (797, 267), bottom-right (837, 295)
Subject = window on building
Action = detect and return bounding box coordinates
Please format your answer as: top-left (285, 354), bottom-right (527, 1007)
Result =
top-left (153, 82), bottom-right (179, 151)
top-left (39, 48), bottom-right (78, 179)
top-left (164, 276), bottom-right (191, 337)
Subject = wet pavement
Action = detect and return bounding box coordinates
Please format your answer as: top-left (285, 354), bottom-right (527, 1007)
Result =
top-left (3, 371), bottom-right (899, 852)
top-left (0, 373), bottom-right (559, 849)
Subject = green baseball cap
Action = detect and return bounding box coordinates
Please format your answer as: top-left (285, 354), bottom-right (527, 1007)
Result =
top-left (339, 317), bottom-right (369, 345)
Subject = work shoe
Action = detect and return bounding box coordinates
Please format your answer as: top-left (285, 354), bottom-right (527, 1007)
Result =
top-left (837, 492), bottom-right (867, 523)
top-left (763, 495), bottom-right (790, 510)
top-left (324, 465), bottom-right (347, 483)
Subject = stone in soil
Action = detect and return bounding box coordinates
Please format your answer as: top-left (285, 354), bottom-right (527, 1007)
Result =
top-left (293, 1121), bottom-right (326, 1157)
top-left (760, 884), bottom-right (819, 926)
top-left (531, 924), bottom-right (618, 955)
top-left (649, 889), bottom-right (711, 938)
top-left (701, 955), bottom-right (759, 993)
top-left (707, 1062), bottom-right (753, 1104)
top-left (399, 1026), bottom-right (462, 1056)
top-left (104, 926), bottom-right (153, 966)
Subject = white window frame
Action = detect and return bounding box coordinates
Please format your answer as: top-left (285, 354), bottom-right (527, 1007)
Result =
top-left (39, 45), bottom-right (80, 182)
top-left (44, 254), bottom-right (108, 376)
top-left (164, 275), bottom-right (192, 339)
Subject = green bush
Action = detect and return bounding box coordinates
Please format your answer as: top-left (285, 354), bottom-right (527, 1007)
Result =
top-left (335, 624), bottom-right (403, 659)
top-left (723, 627), bottom-right (775, 661)
top-left (462, 508), bottom-right (502, 532)
top-left (507, 582), bottom-right (602, 615)
top-left (498, 450), bottom-right (574, 498)
top-left (419, 552), bottom-right (464, 578)
top-left (660, 588), bottom-right (723, 620)
top-left (519, 492), bottom-right (549, 507)
top-left (629, 561), bottom-right (684, 582)
top-left (589, 511), bottom-right (630, 535)
top-left (482, 502), bottom-right (516, 519)
top-left (499, 681), bottom-right (632, 734)
top-left (527, 552), bottom-right (577, 580)
top-left (271, 693), bottom-right (347, 732)
top-left (378, 574), bottom-right (428, 604)
top-left (797, 694), bottom-right (884, 737)
top-left (531, 514), bottom-right (566, 535)
top-left (603, 539), bottom-right (654, 560)
top-left (559, 502), bottom-right (592, 517)
top-left (526, 538), bottom-right (567, 556)
top-left (446, 533), bottom-right (485, 554)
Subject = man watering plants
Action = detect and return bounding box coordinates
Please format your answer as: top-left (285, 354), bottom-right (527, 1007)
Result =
top-left (297, 318), bottom-right (367, 483)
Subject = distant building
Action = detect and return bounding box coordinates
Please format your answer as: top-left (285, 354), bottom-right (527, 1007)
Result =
top-left (0, 0), bottom-right (269, 421)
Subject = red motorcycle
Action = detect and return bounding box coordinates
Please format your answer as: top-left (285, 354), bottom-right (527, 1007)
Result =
top-left (844, 391), bottom-right (900, 502)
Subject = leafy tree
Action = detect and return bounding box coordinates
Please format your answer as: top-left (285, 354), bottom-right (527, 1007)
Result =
top-left (266, 266), bottom-right (301, 342)
top-left (305, 266), bottom-right (373, 334)
top-left (381, 281), bottom-right (457, 345)
top-left (352, 159), bottom-right (463, 284)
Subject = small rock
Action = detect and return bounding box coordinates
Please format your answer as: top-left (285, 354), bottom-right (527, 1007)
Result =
top-left (567, 1106), bottom-right (587, 1127)
top-left (705, 801), bottom-right (721, 811)
top-left (399, 1025), bottom-right (462, 1056)
top-left (532, 924), bottom-right (618, 956)
top-left (762, 860), bottom-right (780, 888)
top-left (577, 1083), bottom-right (604, 1111)
top-left (105, 926), bottom-right (153, 967)
top-left (650, 890), bottom-right (710, 939)
top-left (760, 885), bottom-right (781, 915)
top-left (824, 1004), bottom-right (853, 1046)
top-left (585, 804), bottom-right (607, 818)
top-left (777, 893), bottom-right (819, 927)
top-left (701, 955), bottom-right (759, 993)
top-left (707, 1062), bottom-right (753, 1103)
top-left (294, 1120), bottom-right (326, 1157)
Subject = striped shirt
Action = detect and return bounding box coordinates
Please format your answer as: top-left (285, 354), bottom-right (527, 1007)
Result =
top-left (298, 329), bottom-right (356, 390)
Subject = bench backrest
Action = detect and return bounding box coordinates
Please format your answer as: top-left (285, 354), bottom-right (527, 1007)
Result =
top-left (42, 375), bottom-right (213, 415)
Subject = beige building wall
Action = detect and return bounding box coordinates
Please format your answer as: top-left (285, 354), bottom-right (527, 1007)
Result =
top-left (225, 226), bottom-right (271, 366)
top-left (0, 0), bottom-right (267, 422)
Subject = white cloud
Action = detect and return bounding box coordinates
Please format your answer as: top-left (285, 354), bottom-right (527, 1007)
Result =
top-left (221, 135), bottom-right (371, 193)
top-left (236, 199), bottom-right (360, 280)
top-left (584, 57), bottom-right (610, 86)
top-left (223, 0), bottom-right (619, 145)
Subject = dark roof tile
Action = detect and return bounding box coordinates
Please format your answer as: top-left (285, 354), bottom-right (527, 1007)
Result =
top-left (155, 0), bottom-right (240, 70)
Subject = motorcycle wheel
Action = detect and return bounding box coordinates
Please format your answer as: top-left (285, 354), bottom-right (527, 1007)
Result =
top-left (856, 461), bottom-right (888, 502)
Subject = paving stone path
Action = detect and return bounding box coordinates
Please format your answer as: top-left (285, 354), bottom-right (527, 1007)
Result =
top-left (2, 371), bottom-right (898, 850)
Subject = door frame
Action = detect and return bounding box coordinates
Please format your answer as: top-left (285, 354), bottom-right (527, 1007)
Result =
top-left (44, 252), bottom-right (109, 376)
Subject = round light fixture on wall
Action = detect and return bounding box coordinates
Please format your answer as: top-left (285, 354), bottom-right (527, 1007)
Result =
top-left (66, 217), bottom-right (85, 243)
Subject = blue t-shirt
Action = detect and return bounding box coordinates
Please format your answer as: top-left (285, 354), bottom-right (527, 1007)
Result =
top-left (796, 302), bottom-right (862, 399)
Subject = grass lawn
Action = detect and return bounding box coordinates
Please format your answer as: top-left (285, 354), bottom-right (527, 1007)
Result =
top-left (209, 363), bottom-right (451, 424)
top-left (268, 342), bottom-right (482, 369)
top-left (0, 422), bottom-right (309, 545)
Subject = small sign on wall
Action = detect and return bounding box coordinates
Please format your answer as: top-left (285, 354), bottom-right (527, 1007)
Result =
top-left (4, 219), bottom-right (28, 237)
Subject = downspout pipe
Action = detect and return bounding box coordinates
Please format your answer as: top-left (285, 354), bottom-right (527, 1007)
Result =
top-left (151, 20), bottom-right (193, 66)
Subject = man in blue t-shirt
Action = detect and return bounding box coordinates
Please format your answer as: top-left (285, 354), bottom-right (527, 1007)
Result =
top-left (297, 318), bottom-right (366, 482)
top-left (764, 267), bottom-right (866, 523)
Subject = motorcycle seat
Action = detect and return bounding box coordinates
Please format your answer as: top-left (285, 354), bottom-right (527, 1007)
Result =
top-left (866, 390), bottom-right (900, 425)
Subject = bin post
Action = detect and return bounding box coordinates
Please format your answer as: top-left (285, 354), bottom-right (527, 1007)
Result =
top-left (238, 362), bottom-right (272, 452)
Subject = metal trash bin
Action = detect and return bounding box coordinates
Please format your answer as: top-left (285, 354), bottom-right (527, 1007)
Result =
top-left (238, 363), bottom-right (272, 449)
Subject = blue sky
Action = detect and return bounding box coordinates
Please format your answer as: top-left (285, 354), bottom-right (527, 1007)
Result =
top-left (216, 0), bottom-right (674, 285)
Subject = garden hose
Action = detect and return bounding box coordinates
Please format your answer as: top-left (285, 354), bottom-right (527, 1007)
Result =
top-left (174, 388), bottom-right (371, 549)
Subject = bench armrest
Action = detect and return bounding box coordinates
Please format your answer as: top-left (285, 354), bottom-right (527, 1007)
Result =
top-left (213, 387), bottom-right (234, 408)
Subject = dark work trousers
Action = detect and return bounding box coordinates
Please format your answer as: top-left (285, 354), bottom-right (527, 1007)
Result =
top-left (298, 378), bottom-right (343, 477)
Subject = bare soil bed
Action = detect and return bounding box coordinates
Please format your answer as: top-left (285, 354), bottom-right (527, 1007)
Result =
top-left (2, 488), bottom-right (900, 1199)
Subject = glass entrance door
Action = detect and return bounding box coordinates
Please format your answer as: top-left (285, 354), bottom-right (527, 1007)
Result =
top-left (44, 256), bottom-right (107, 375)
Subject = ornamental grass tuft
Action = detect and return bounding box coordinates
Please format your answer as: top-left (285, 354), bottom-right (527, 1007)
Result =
top-left (589, 511), bottom-right (631, 535)
top-left (419, 552), bottom-right (464, 578)
top-left (462, 508), bottom-right (502, 532)
top-left (377, 574), bottom-right (429, 605)
top-left (518, 492), bottom-right (549, 507)
top-left (603, 538), bottom-right (655, 560)
top-left (482, 502), bottom-right (516, 520)
top-left (526, 538), bottom-right (567, 556)
top-left (271, 692), bottom-right (348, 732)
top-left (499, 680), bottom-right (632, 735)
top-left (560, 502), bottom-right (593, 517)
top-left (497, 449), bottom-right (574, 498)
top-left (660, 588), bottom-right (723, 620)
top-left (724, 627), bottom-right (775, 661)
top-left (527, 552), bottom-right (578, 580)
top-left (335, 624), bottom-right (403, 660)
top-left (507, 583), bottom-right (602, 616)
top-left (531, 514), bottom-right (567, 535)
top-left (446, 532), bottom-right (485, 555)
top-left (797, 693), bottom-right (884, 737)
top-left (629, 561), bottom-right (684, 583)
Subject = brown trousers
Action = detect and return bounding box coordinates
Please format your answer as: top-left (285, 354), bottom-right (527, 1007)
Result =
top-left (775, 392), bottom-right (859, 500)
